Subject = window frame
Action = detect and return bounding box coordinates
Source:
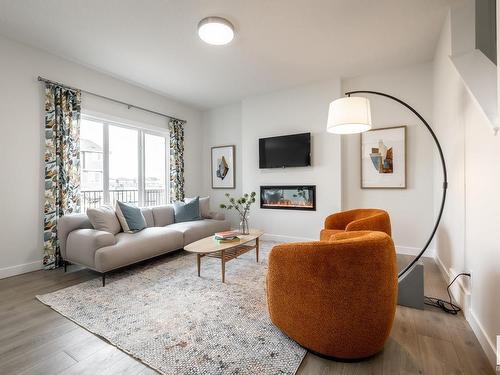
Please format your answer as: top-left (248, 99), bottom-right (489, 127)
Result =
top-left (80, 114), bottom-right (170, 208)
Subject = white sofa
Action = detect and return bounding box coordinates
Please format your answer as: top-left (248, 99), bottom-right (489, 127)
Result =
top-left (58, 204), bottom-right (230, 285)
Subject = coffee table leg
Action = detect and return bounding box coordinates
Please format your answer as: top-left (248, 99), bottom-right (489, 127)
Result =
top-left (221, 250), bottom-right (225, 283)
top-left (256, 237), bottom-right (260, 263)
top-left (197, 254), bottom-right (201, 277)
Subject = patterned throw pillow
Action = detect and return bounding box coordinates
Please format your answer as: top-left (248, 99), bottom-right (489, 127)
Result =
top-left (115, 201), bottom-right (147, 233)
top-left (173, 196), bottom-right (202, 223)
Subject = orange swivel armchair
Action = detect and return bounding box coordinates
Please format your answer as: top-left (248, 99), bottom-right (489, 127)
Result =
top-left (320, 208), bottom-right (391, 241)
top-left (267, 231), bottom-right (398, 360)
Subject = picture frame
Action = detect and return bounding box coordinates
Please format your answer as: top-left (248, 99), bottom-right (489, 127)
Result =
top-left (360, 126), bottom-right (406, 189)
top-left (211, 145), bottom-right (235, 189)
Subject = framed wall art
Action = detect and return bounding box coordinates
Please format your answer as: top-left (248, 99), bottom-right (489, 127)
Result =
top-left (360, 126), bottom-right (406, 189)
top-left (211, 145), bottom-right (235, 189)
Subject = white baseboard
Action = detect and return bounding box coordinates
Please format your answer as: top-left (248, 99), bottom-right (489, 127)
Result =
top-left (435, 255), bottom-right (471, 313)
top-left (0, 260), bottom-right (43, 279)
top-left (435, 254), bottom-right (496, 370)
top-left (468, 310), bottom-right (498, 370)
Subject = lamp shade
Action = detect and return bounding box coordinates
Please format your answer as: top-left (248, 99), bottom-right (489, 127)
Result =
top-left (327, 97), bottom-right (372, 134)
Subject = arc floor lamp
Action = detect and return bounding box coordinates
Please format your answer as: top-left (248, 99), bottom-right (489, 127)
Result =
top-left (327, 90), bottom-right (448, 309)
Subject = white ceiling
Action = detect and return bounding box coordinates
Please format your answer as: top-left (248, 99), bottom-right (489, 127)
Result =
top-left (0, 0), bottom-right (457, 109)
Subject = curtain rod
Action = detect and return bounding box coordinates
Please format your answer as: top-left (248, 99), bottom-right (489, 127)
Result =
top-left (37, 76), bottom-right (185, 123)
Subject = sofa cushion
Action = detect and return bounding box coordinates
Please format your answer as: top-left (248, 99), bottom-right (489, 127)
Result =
top-left (173, 197), bottom-right (202, 223)
top-left (152, 205), bottom-right (175, 227)
top-left (168, 219), bottom-right (230, 246)
top-left (94, 227), bottom-right (183, 272)
top-left (86, 206), bottom-right (121, 235)
top-left (186, 196), bottom-right (211, 218)
top-left (115, 201), bottom-right (146, 233)
top-left (140, 207), bottom-right (154, 228)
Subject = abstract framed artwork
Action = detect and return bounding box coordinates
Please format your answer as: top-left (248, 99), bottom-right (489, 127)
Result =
top-left (211, 145), bottom-right (235, 189)
top-left (360, 126), bottom-right (406, 189)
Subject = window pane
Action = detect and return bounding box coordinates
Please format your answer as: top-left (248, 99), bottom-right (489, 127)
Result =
top-left (80, 119), bottom-right (104, 211)
top-left (109, 125), bottom-right (138, 206)
top-left (144, 133), bottom-right (167, 206)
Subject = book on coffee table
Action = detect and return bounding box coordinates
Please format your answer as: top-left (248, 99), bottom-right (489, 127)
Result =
top-left (214, 230), bottom-right (240, 239)
top-left (214, 237), bottom-right (240, 244)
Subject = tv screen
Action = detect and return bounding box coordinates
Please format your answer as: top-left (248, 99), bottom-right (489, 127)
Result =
top-left (259, 133), bottom-right (311, 168)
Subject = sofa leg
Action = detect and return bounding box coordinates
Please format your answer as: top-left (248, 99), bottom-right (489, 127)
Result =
top-left (102, 274), bottom-right (106, 287)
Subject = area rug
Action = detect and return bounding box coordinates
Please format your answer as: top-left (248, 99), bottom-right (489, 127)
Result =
top-left (37, 241), bottom-right (306, 374)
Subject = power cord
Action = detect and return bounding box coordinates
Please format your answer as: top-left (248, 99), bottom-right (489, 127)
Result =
top-left (424, 272), bottom-right (471, 315)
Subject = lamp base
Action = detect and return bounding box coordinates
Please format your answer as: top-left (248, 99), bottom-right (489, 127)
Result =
top-left (397, 263), bottom-right (424, 309)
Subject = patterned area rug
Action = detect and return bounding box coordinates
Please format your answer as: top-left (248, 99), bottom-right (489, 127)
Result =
top-left (37, 241), bottom-right (305, 374)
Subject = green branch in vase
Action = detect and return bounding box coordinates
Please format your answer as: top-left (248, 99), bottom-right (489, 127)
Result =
top-left (220, 192), bottom-right (257, 218)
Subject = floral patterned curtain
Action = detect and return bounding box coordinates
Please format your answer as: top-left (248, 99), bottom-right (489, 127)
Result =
top-left (169, 118), bottom-right (186, 202)
top-left (43, 84), bottom-right (81, 269)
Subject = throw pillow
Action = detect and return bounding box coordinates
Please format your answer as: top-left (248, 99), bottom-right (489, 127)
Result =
top-left (185, 196), bottom-right (211, 218)
top-left (173, 196), bottom-right (202, 223)
top-left (87, 206), bottom-right (121, 234)
top-left (115, 201), bottom-right (147, 233)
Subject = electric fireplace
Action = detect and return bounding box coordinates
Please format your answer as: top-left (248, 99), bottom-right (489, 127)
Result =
top-left (260, 185), bottom-right (316, 211)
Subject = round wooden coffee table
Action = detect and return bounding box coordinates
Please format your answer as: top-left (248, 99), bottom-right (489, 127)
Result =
top-left (184, 229), bottom-right (264, 283)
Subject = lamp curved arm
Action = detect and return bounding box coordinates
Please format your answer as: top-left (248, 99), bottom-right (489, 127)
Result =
top-left (345, 90), bottom-right (448, 280)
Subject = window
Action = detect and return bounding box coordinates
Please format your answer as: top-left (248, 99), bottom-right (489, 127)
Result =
top-left (109, 125), bottom-right (139, 205)
top-left (80, 116), bottom-right (169, 212)
top-left (145, 133), bottom-right (167, 206)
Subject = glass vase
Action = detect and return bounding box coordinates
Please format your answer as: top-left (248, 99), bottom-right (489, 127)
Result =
top-left (239, 216), bottom-right (250, 235)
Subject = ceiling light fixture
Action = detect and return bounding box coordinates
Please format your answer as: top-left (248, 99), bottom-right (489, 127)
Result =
top-left (198, 16), bottom-right (234, 45)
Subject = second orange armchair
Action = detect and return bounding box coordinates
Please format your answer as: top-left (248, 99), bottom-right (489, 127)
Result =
top-left (320, 208), bottom-right (391, 241)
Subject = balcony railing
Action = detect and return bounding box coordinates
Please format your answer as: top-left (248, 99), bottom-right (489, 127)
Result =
top-left (81, 189), bottom-right (166, 212)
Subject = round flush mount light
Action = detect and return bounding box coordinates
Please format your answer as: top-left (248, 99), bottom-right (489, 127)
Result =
top-left (198, 16), bottom-right (234, 45)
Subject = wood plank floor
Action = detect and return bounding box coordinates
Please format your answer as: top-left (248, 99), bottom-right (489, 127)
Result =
top-left (0, 254), bottom-right (493, 375)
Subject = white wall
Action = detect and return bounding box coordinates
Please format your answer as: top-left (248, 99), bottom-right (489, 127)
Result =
top-left (240, 79), bottom-right (342, 241)
top-left (0, 35), bottom-right (203, 278)
top-left (433, 9), bottom-right (500, 367)
top-left (341, 63), bottom-right (436, 255)
top-left (202, 103), bottom-right (242, 227)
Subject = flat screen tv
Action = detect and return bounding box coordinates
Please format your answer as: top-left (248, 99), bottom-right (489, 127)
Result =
top-left (259, 132), bottom-right (311, 168)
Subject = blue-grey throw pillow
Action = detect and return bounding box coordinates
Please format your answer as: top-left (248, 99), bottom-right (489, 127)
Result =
top-left (173, 196), bottom-right (202, 223)
top-left (115, 201), bottom-right (146, 233)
